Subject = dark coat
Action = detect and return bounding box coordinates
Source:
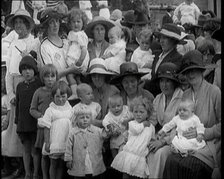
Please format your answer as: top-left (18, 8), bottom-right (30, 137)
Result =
top-left (162, 12), bottom-right (173, 26)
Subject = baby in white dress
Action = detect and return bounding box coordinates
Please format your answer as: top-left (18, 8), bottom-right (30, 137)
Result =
top-left (131, 29), bottom-right (155, 80)
top-left (102, 26), bottom-right (126, 74)
top-left (111, 96), bottom-right (155, 179)
top-left (72, 83), bottom-right (101, 127)
top-left (102, 94), bottom-right (133, 158)
top-left (158, 98), bottom-right (206, 156)
top-left (66, 9), bottom-right (90, 100)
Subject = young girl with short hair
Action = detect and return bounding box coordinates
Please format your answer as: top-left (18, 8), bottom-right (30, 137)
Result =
top-left (41, 80), bottom-right (73, 179)
top-left (30, 64), bottom-right (58, 179)
top-left (66, 8), bottom-right (90, 100)
top-left (111, 96), bottom-right (155, 179)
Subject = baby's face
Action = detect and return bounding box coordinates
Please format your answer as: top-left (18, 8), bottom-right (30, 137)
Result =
top-left (139, 37), bottom-right (151, 51)
top-left (76, 113), bottom-right (92, 129)
top-left (108, 29), bottom-right (119, 44)
top-left (109, 98), bottom-right (123, 116)
top-left (132, 105), bottom-right (148, 123)
top-left (178, 104), bottom-right (193, 120)
top-left (79, 86), bottom-right (94, 105)
top-left (70, 16), bottom-right (83, 32)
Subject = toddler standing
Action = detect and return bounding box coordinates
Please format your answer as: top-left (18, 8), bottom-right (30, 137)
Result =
top-left (66, 8), bottom-right (90, 100)
top-left (15, 56), bottom-right (42, 179)
top-left (65, 108), bottom-right (109, 178)
top-left (102, 26), bottom-right (127, 73)
top-left (111, 96), bottom-right (155, 179)
top-left (72, 83), bottom-right (101, 127)
top-left (102, 94), bottom-right (133, 158)
top-left (158, 98), bottom-right (206, 156)
top-left (131, 29), bottom-right (155, 80)
top-left (41, 81), bottom-right (73, 179)
top-left (30, 64), bottom-right (58, 179)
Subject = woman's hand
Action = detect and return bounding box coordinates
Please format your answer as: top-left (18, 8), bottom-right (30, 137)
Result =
top-left (10, 97), bottom-right (16, 106)
top-left (182, 127), bottom-right (197, 139)
top-left (148, 139), bottom-right (164, 153)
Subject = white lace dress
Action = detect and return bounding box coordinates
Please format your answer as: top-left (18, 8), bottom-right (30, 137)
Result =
top-left (41, 101), bottom-right (73, 155)
top-left (111, 120), bottom-right (155, 178)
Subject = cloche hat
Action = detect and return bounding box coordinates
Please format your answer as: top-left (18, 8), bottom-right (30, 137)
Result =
top-left (87, 58), bottom-right (116, 75)
top-left (110, 62), bottom-right (147, 84)
top-left (179, 50), bottom-right (207, 74)
top-left (19, 55), bottom-right (38, 75)
top-left (85, 16), bottom-right (114, 39)
top-left (7, 9), bottom-right (34, 30)
top-left (156, 62), bottom-right (180, 83)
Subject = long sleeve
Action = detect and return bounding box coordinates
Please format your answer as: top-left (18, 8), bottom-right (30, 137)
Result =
top-left (161, 116), bottom-right (177, 133)
top-left (64, 131), bottom-right (74, 162)
top-left (41, 108), bottom-right (53, 128)
top-left (30, 89), bottom-right (43, 119)
top-left (15, 85), bottom-right (20, 124)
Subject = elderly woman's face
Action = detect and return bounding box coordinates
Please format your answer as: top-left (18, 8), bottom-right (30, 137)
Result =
top-left (160, 35), bottom-right (176, 52)
top-left (47, 18), bottom-right (60, 35)
top-left (122, 75), bottom-right (138, 96)
top-left (93, 24), bottom-right (106, 42)
top-left (159, 78), bottom-right (176, 97)
top-left (91, 74), bottom-right (106, 88)
top-left (14, 17), bottom-right (29, 38)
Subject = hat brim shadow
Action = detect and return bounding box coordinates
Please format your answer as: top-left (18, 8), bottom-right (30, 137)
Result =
top-left (85, 20), bottom-right (115, 39)
top-left (179, 66), bottom-right (207, 74)
top-left (110, 72), bottom-right (148, 84)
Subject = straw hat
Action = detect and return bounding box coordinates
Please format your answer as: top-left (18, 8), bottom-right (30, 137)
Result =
top-left (7, 9), bottom-right (34, 30)
top-left (110, 62), bottom-right (147, 84)
top-left (87, 58), bottom-right (115, 75)
top-left (84, 16), bottom-right (114, 39)
top-left (154, 23), bottom-right (182, 42)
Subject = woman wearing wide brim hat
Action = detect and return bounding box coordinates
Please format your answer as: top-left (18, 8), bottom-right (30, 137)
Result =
top-left (110, 62), bottom-right (155, 117)
top-left (144, 23), bottom-right (183, 97)
top-left (146, 62), bottom-right (184, 179)
top-left (85, 16), bottom-right (115, 61)
top-left (164, 49), bottom-right (221, 179)
top-left (86, 58), bottom-right (119, 123)
top-left (7, 8), bottom-right (35, 31)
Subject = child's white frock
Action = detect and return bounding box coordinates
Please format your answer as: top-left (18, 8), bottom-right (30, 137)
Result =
top-left (111, 120), bottom-right (155, 178)
top-left (41, 101), bottom-right (73, 155)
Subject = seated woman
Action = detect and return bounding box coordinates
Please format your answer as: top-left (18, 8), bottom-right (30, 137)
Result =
top-left (146, 62), bottom-right (184, 178)
top-left (163, 50), bottom-right (221, 179)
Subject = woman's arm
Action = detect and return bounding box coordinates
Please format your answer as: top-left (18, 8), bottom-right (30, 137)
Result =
top-left (76, 46), bottom-right (87, 67)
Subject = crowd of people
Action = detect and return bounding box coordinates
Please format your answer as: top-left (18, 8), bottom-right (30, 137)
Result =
top-left (1, 0), bottom-right (221, 179)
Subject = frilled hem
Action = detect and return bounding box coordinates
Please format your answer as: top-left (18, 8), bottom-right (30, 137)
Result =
top-left (111, 150), bottom-right (149, 178)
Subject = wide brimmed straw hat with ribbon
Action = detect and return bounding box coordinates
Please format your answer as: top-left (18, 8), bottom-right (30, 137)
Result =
top-left (87, 58), bottom-right (116, 75)
top-left (110, 62), bottom-right (148, 84)
top-left (85, 16), bottom-right (115, 39)
top-left (7, 9), bottom-right (35, 31)
top-left (179, 50), bottom-right (208, 74)
top-left (154, 23), bottom-right (182, 42)
top-left (155, 62), bottom-right (180, 83)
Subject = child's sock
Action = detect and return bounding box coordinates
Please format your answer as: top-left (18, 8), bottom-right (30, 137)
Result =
top-left (68, 84), bottom-right (78, 100)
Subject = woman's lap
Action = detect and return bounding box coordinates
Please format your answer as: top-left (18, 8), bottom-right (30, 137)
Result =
top-left (163, 153), bottom-right (212, 179)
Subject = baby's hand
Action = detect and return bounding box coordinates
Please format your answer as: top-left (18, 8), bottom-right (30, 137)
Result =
top-left (196, 134), bottom-right (204, 143)
top-left (66, 161), bottom-right (72, 169)
top-left (157, 130), bottom-right (166, 139)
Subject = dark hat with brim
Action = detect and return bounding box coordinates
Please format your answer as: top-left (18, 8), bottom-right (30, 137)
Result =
top-left (179, 50), bottom-right (207, 74)
top-left (7, 9), bottom-right (34, 31)
top-left (155, 62), bottom-right (180, 83)
top-left (120, 10), bottom-right (135, 28)
top-left (154, 23), bottom-right (182, 42)
top-left (85, 16), bottom-right (115, 39)
top-left (40, 8), bottom-right (65, 27)
top-left (110, 62), bottom-right (148, 84)
top-left (19, 55), bottom-right (38, 75)
top-left (130, 11), bottom-right (150, 25)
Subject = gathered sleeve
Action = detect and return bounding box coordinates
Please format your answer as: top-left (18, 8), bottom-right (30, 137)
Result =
top-left (161, 116), bottom-right (177, 133)
top-left (41, 107), bottom-right (53, 128)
